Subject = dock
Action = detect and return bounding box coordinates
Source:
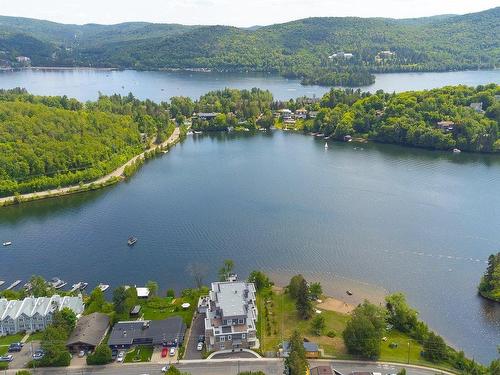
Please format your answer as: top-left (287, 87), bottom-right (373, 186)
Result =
top-left (6, 280), bottom-right (21, 290)
top-left (0, 281), bottom-right (4, 288)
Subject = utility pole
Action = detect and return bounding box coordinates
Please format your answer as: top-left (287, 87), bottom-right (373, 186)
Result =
top-left (407, 340), bottom-right (410, 364)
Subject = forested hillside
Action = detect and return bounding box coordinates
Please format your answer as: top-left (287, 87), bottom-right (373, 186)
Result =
top-left (0, 89), bottom-right (174, 197)
top-left (0, 8), bottom-right (498, 85)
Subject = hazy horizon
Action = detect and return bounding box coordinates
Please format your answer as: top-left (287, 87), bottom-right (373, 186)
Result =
top-left (0, 0), bottom-right (498, 27)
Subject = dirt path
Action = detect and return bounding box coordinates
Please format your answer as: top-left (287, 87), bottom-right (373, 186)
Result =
top-left (0, 127), bottom-right (180, 205)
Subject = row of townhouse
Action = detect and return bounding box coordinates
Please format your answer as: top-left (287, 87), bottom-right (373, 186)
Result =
top-left (199, 279), bottom-right (259, 352)
top-left (0, 295), bottom-right (84, 335)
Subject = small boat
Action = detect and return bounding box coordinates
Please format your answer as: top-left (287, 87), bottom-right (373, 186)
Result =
top-left (6, 280), bottom-right (21, 290)
top-left (23, 282), bottom-right (32, 292)
top-left (70, 282), bottom-right (86, 293)
top-left (186, 131), bottom-right (193, 135)
top-left (3, 241), bottom-right (12, 246)
top-left (97, 283), bottom-right (110, 292)
top-left (0, 281), bottom-right (5, 288)
top-left (50, 277), bottom-right (67, 290)
top-left (452, 148), bottom-right (461, 153)
top-left (127, 236), bottom-right (137, 246)
top-left (324, 143), bottom-right (329, 149)
top-left (194, 131), bottom-right (203, 135)
top-left (346, 290), bottom-right (353, 296)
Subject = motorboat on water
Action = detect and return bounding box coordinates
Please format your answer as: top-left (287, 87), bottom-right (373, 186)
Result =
top-left (97, 283), bottom-right (110, 292)
top-left (324, 143), bottom-right (329, 149)
top-left (3, 241), bottom-right (12, 246)
top-left (50, 277), bottom-right (67, 289)
top-left (127, 236), bottom-right (137, 246)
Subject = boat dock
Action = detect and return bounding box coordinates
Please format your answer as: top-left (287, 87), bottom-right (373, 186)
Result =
top-left (0, 281), bottom-right (4, 288)
top-left (6, 280), bottom-right (21, 290)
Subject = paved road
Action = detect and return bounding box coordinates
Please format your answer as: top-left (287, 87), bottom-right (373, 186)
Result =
top-left (5, 359), bottom-right (454, 375)
top-left (0, 127), bottom-right (180, 205)
top-left (184, 312), bottom-right (205, 360)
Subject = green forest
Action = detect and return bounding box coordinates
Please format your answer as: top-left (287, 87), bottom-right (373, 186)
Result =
top-left (0, 89), bottom-right (174, 197)
top-left (0, 7), bottom-right (498, 86)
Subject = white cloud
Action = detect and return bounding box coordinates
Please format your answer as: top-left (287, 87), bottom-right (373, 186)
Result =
top-left (0, 0), bottom-right (498, 26)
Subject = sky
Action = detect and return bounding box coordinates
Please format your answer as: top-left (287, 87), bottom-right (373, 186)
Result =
top-left (0, 0), bottom-right (498, 26)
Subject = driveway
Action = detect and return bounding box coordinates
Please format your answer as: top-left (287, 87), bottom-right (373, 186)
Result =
top-left (184, 312), bottom-right (205, 360)
top-left (10, 340), bottom-right (40, 370)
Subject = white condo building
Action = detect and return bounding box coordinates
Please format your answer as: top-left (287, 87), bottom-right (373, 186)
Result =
top-left (0, 295), bottom-right (84, 336)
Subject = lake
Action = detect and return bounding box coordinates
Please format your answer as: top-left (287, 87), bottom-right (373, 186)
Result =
top-left (0, 68), bottom-right (498, 101)
top-left (0, 69), bottom-right (499, 363)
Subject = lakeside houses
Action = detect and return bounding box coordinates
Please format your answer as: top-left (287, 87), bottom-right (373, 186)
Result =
top-left (15, 56), bottom-right (31, 65)
top-left (108, 317), bottom-right (186, 349)
top-left (198, 280), bottom-right (259, 351)
top-left (0, 295), bottom-right (84, 336)
top-left (66, 312), bottom-right (110, 353)
top-left (436, 120), bottom-right (455, 132)
top-left (469, 102), bottom-right (484, 113)
top-left (195, 112), bottom-right (219, 121)
top-left (295, 108), bottom-right (308, 119)
top-left (328, 52), bottom-right (353, 59)
top-left (136, 287), bottom-right (150, 299)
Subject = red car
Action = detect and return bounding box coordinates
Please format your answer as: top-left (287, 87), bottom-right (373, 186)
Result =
top-left (161, 348), bottom-right (168, 358)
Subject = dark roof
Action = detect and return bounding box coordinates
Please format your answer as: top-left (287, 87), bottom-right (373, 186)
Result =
top-left (108, 317), bottom-right (186, 347)
top-left (67, 313), bottom-right (110, 347)
top-left (130, 305), bottom-right (141, 314)
top-left (282, 341), bottom-right (319, 353)
top-left (310, 366), bottom-right (334, 375)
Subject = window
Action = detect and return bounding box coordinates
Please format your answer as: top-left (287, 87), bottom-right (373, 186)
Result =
top-left (223, 320), bottom-right (227, 325)
top-left (227, 335), bottom-right (232, 341)
top-left (220, 336), bottom-right (225, 342)
top-left (238, 319), bottom-right (244, 324)
top-left (242, 334), bottom-right (246, 339)
top-left (233, 319), bottom-right (238, 325)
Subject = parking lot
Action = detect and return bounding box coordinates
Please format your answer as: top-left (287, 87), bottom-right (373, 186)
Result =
top-left (184, 312), bottom-right (205, 360)
top-left (9, 340), bottom-right (41, 370)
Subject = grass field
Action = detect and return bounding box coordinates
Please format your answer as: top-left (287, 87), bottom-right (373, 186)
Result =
top-left (141, 296), bottom-right (194, 326)
top-left (26, 331), bottom-right (44, 342)
top-left (257, 287), bottom-right (456, 372)
top-left (124, 346), bottom-right (153, 363)
top-left (0, 333), bottom-right (24, 345)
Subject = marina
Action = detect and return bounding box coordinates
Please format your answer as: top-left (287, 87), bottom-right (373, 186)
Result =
top-left (5, 280), bottom-right (21, 290)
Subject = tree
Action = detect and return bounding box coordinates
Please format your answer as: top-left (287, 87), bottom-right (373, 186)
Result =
top-left (287, 275), bottom-right (305, 300)
top-left (86, 343), bottom-right (112, 365)
top-left (28, 275), bottom-right (54, 297)
top-left (311, 315), bottom-right (325, 336)
top-left (422, 332), bottom-right (447, 362)
top-left (40, 325), bottom-right (71, 367)
top-left (309, 282), bottom-right (322, 300)
top-left (165, 365), bottom-right (191, 375)
top-left (146, 280), bottom-right (159, 297)
top-left (112, 286), bottom-right (129, 314)
top-left (166, 289), bottom-right (175, 298)
top-left (218, 259), bottom-right (235, 281)
top-left (85, 287), bottom-right (108, 314)
top-left (385, 293), bottom-right (418, 333)
top-left (248, 271), bottom-right (272, 291)
top-left (15, 371), bottom-right (32, 375)
top-left (343, 301), bottom-right (386, 359)
top-left (397, 369), bottom-right (407, 375)
top-left (296, 277), bottom-right (313, 320)
top-left (53, 307), bottom-right (77, 334)
top-left (284, 331), bottom-right (308, 375)
top-left (186, 263), bottom-right (208, 289)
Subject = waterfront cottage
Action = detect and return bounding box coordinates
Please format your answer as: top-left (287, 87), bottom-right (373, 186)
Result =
top-left (201, 280), bottom-right (258, 352)
top-left (66, 312), bottom-right (110, 353)
top-left (436, 120), bottom-right (455, 132)
top-left (0, 295), bottom-right (84, 336)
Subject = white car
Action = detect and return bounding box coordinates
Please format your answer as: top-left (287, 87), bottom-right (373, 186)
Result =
top-left (196, 342), bottom-right (203, 351)
top-left (161, 366), bottom-right (169, 373)
top-left (116, 351), bottom-right (124, 362)
top-left (169, 347), bottom-right (176, 356)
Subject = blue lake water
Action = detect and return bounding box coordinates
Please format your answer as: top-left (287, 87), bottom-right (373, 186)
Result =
top-left (0, 69), bottom-right (499, 363)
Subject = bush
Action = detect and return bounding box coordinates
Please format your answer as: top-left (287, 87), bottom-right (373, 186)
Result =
top-left (16, 371), bottom-right (32, 375)
top-left (422, 332), bottom-right (447, 363)
top-left (167, 289), bottom-right (175, 298)
top-left (87, 343), bottom-right (112, 365)
top-left (326, 330), bottom-right (336, 338)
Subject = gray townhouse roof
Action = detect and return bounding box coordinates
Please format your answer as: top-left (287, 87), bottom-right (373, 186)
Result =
top-left (67, 312), bottom-right (110, 347)
top-left (216, 282), bottom-right (251, 317)
top-left (108, 317), bottom-right (186, 347)
top-left (0, 295), bottom-right (84, 321)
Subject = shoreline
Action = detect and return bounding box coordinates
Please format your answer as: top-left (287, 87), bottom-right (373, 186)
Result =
top-left (0, 127), bottom-right (181, 207)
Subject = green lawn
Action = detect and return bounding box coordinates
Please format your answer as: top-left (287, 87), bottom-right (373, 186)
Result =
top-left (124, 346), bottom-right (153, 363)
top-left (0, 333), bottom-right (24, 345)
top-left (0, 346), bottom-right (7, 355)
top-left (141, 296), bottom-right (195, 326)
top-left (257, 288), bottom-right (456, 372)
top-left (26, 331), bottom-right (44, 342)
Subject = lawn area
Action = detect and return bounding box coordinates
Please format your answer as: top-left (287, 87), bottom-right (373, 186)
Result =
top-left (0, 333), bottom-right (24, 345)
top-left (257, 288), bottom-right (456, 372)
top-left (124, 345), bottom-right (153, 363)
top-left (141, 295), bottom-right (195, 326)
top-left (0, 346), bottom-right (7, 355)
top-left (26, 331), bottom-right (44, 342)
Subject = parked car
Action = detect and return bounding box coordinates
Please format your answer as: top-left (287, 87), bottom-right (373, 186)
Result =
top-left (196, 342), bottom-right (203, 351)
top-left (78, 350), bottom-right (86, 357)
top-left (117, 351), bottom-right (124, 363)
top-left (161, 348), bottom-right (168, 357)
top-left (111, 349), bottom-right (118, 360)
top-left (197, 335), bottom-right (205, 343)
top-left (161, 366), bottom-right (169, 373)
top-left (169, 347), bottom-right (176, 356)
top-left (0, 354), bottom-right (13, 362)
top-left (32, 350), bottom-right (44, 360)
top-left (8, 343), bottom-right (22, 352)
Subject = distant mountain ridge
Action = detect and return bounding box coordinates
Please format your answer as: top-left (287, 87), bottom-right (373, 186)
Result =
top-left (0, 7), bottom-right (498, 86)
